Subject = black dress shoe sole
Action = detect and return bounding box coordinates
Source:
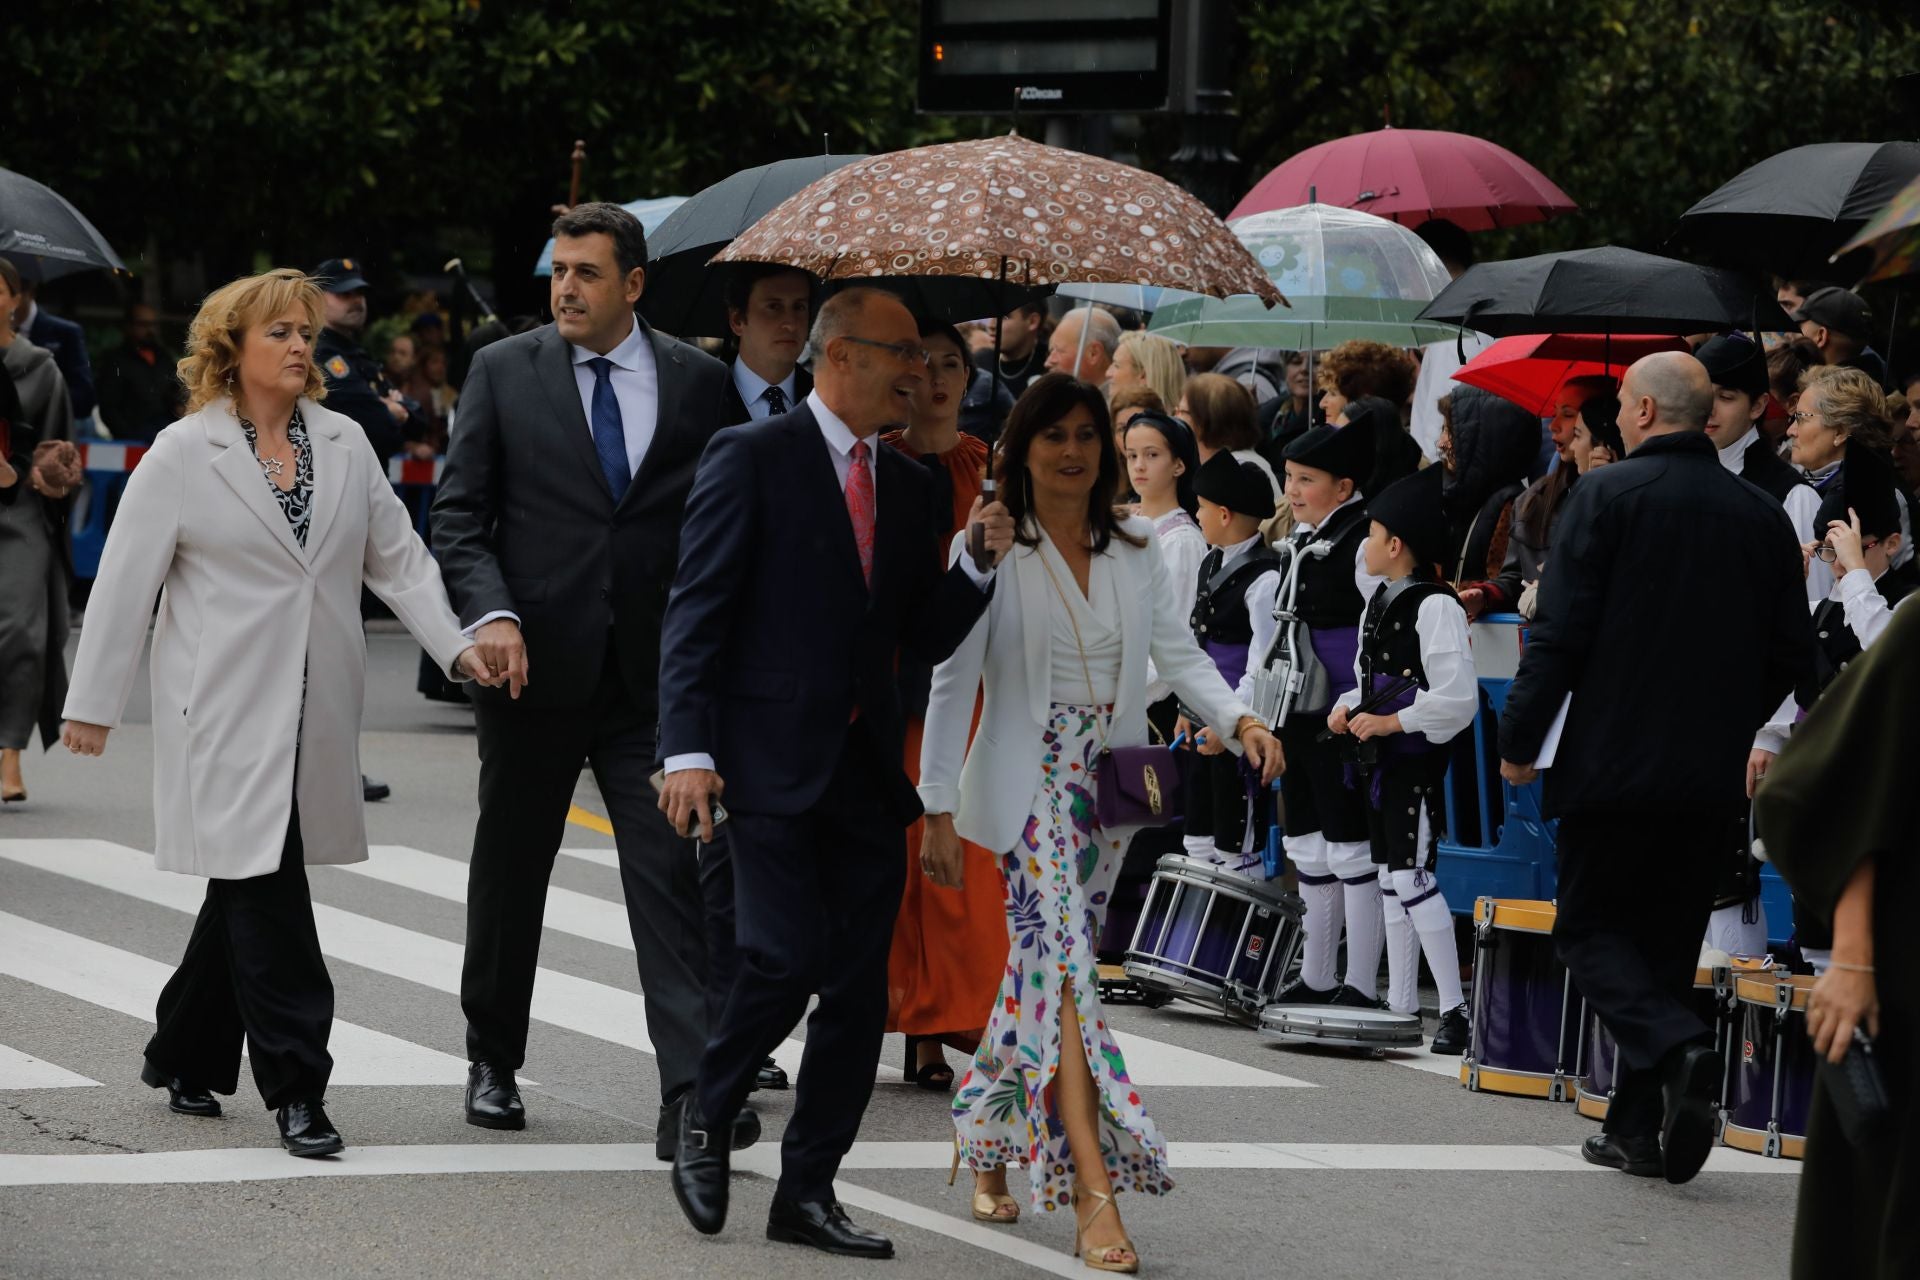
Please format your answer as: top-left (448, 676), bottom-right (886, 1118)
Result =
top-left (766, 1224), bottom-right (895, 1259)
top-left (1662, 1050), bottom-right (1720, 1185)
top-left (1581, 1141), bottom-right (1662, 1177)
top-left (465, 1109), bottom-right (526, 1131)
top-left (754, 1072), bottom-right (790, 1091)
top-left (284, 1136), bottom-right (345, 1158)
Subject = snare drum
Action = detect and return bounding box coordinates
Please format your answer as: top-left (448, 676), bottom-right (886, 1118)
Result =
top-left (1461, 898), bottom-right (1582, 1101)
top-left (1125, 855), bottom-right (1305, 1022)
top-left (1723, 973), bottom-right (1816, 1160)
top-left (1576, 966), bottom-right (1724, 1122)
top-left (1260, 1004), bottom-right (1425, 1052)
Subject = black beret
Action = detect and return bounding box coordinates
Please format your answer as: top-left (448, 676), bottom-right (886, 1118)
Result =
top-left (1695, 334), bottom-right (1769, 399)
top-left (1815, 445), bottom-right (1902, 541)
top-left (1192, 450), bottom-right (1277, 520)
top-left (1366, 465), bottom-right (1449, 567)
top-left (1282, 422), bottom-right (1374, 484)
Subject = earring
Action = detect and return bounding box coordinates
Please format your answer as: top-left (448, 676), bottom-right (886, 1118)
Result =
top-left (225, 371), bottom-right (234, 387)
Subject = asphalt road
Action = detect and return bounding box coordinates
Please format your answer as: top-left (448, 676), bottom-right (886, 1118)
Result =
top-left (0, 633), bottom-right (1800, 1279)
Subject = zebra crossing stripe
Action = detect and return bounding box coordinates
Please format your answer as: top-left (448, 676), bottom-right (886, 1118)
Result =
top-left (0, 1042), bottom-right (98, 1089)
top-left (0, 911), bottom-right (471, 1085)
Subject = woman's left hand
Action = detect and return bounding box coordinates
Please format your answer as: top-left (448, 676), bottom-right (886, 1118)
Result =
top-left (1828, 511), bottom-right (1867, 575)
top-left (1807, 964), bottom-right (1879, 1064)
top-left (61, 721), bottom-right (110, 757)
top-left (1236, 718), bottom-right (1284, 786)
top-left (455, 646), bottom-right (502, 687)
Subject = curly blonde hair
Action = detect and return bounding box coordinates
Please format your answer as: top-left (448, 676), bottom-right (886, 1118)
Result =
top-left (1316, 339), bottom-right (1418, 406)
top-left (178, 269), bottom-right (328, 415)
top-left (1798, 364), bottom-right (1892, 452)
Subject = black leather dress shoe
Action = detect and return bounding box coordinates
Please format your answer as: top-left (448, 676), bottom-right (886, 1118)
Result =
top-left (362, 774), bottom-right (391, 803)
top-left (656, 1097), bottom-right (761, 1161)
top-left (767, 1197), bottom-right (895, 1259)
top-left (277, 1098), bottom-right (344, 1158)
top-left (670, 1095), bottom-right (730, 1235)
top-left (140, 1060), bottom-right (221, 1117)
top-left (756, 1056), bottom-right (790, 1091)
top-left (1660, 1043), bottom-right (1722, 1184)
top-left (1430, 1003), bottom-right (1471, 1056)
top-left (1581, 1132), bottom-right (1663, 1177)
top-left (465, 1060), bottom-right (525, 1130)
top-left (1273, 978), bottom-right (1336, 1005)
top-left (1327, 984), bottom-right (1382, 1009)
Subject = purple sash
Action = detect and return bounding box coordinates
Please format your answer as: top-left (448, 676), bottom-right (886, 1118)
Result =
top-left (1306, 625), bottom-right (1360, 709)
top-left (1203, 639), bottom-right (1251, 692)
top-left (1350, 673), bottom-right (1445, 806)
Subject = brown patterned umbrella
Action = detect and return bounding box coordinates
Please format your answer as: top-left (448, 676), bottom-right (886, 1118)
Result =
top-left (715, 134), bottom-right (1286, 306)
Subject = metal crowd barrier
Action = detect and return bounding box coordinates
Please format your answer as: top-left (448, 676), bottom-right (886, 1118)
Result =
top-left (72, 444), bottom-right (445, 575)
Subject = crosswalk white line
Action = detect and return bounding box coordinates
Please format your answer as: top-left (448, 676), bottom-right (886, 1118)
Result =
top-left (0, 841), bottom-right (656, 1063)
top-left (2, 840), bottom-right (1313, 1089)
top-left (0, 1042), bottom-right (98, 1089)
top-left (557, 846), bottom-right (619, 870)
top-left (0, 1139), bottom-right (1797, 1188)
top-left (0, 911), bottom-right (471, 1086)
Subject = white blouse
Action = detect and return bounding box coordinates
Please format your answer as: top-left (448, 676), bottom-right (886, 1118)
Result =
top-left (1040, 530), bottom-right (1124, 706)
top-left (1146, 509), bottom-right (1207, 704)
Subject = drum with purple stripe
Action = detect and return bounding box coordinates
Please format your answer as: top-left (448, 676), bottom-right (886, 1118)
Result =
top-left (1575, 965), bottom-right (1725, 1122)
top-left (1125, 855), bottom-right (1304, 1023)
top-left (1461, 898), bottom-right (1582, 1101)
top-left (1723, 972), bottom-right (1816, 1160)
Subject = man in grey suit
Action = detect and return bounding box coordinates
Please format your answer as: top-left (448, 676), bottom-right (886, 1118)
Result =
top-left (431, 202), bottom-right (740, 1156)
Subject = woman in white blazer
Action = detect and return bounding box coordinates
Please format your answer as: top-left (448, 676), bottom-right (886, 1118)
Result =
top-left (61, 269), bottom-right (491, 1158)
top-left (919, 375), bottom-right (1282, 1272)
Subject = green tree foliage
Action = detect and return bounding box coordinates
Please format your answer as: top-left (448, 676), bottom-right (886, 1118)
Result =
top-left (1232, 0), bottom-right (1920, 258)
top-left (4, 0), bottom-right (934, 279)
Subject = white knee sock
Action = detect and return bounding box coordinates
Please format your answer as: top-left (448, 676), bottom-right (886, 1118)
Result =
top-left (1380, 867), bottom-right (1420, 1015)
top-left (1287, 832), bottom-right (1340, 992)
top-left (1328, 840), bottom-right (1381, 997)
top-left (1391, 866), bottom-right (1466, 1011)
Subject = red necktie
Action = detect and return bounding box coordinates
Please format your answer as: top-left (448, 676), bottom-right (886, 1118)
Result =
top-left (846, 439), bottom-right (875, 589)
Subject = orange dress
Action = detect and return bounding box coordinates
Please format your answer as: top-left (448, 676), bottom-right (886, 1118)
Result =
top-left (881, 430), bottom-right (1008, 1039)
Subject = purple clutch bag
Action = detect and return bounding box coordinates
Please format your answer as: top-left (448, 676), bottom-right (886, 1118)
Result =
top-left (1094, 745), bottom-right (1185, 829)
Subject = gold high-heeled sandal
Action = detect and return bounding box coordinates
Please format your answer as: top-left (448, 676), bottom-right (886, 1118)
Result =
top-left (949, 1139), bottom-right (1020, 1223)
top-left (1071, 1184), bottom-right (1138, 1274)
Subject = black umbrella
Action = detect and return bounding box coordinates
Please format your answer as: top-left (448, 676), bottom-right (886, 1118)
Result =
top-left (639, 154), bottom-right (869, 336)
top-left (0, 167), bottom-right (126, 282)
top-left (1673, 141), bottom-right (1920, 280)
top-left (1417, 246), bottom-right (1793, 337)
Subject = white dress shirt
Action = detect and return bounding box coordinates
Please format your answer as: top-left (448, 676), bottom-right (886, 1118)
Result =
top-left (732, 359), bottom-right (800, 422)
top-left (1145, 509), bottom-right (1207, 703)
top-left (1332, 590), bottom-right (1479, 742)
top-left (1040, 530), bottom-right (1123, 706)
top-left (572, 321), bottom-right (659, 478)
top-left (1753, 567), bottom-right (1913, 753)
top-left (1238, 494), bottom-right (1385, 699)
top-left (664, 389), bottom-right (993, 777)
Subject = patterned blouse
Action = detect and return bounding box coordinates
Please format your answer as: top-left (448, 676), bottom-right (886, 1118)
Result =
top-left (239, 409), bottom-right (314, 546)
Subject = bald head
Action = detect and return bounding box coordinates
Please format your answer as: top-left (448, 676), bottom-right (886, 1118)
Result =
top-left (809, 286), bottom-right (925, 434)
top-left (1616, 351), bottom-right (1713, 453)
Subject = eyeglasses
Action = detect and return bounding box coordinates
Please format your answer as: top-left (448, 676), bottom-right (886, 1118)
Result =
top-left (1815, 538), bottom-right (1879, 562)
top-left (1788, 410), bottom-right (1823, 426)
top-left (840, 336), bottom-right (930, 366)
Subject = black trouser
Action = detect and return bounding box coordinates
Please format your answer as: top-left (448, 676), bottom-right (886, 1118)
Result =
top-left (1184, 749), bottom-right (1265, 856)
top-left (145, 804), bottom-right (333, 1110)
top-left (695, 725), bottom-right (906, 1202)
top-left (460, 641), bottom-right (709, 1098)
top-left (1555, 810), bottom-right (1723, 1139)
top-left (696, 829), bottom-right (741, 1032)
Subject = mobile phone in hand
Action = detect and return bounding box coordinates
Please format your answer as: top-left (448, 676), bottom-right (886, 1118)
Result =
top-left (648, 768), bottom-right (729, 836)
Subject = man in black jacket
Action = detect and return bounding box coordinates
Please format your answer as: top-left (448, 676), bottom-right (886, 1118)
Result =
top-left (312, 257), bottom-right (423, 461)
top-left (1498, 351), bottom-right (1813, 1186)
top-left (430, 204), bottom-right (730, 1149)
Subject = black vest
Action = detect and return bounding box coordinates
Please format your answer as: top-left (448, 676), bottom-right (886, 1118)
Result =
top-left (1360, 578), bottom-right (1459, 692)
top-left (1291, 502), bottom-right (1372, 629)
top-left (1798, 564), bottom-right (1920, 707)
top-left (1739, 437), bottom-right (1810, 506)
top-left (1191, 542), bottom-right (1281, 646)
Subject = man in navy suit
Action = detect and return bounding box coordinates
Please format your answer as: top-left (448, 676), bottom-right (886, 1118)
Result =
top-left (15, 282), bottom-right (95, 421)
top-left (658, 288), bottom-right (1012, 1258)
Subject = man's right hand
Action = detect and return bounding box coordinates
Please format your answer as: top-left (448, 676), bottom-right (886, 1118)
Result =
top-left (1746, 747), bottom-right (1776, 799)
top-left (383, 391), bottom-right (410, 423)
top-left (658, 768), bottom-right (725, 843)
top-left (472, 619), bottom-right (529, 698)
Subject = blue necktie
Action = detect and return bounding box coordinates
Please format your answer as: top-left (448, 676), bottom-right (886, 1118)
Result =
top-left (586, 357), bottom-right (631, 503)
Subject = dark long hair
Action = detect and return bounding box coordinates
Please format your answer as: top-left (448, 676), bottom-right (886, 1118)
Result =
top-left (996, 372), bottom-right (1146, 552)
top-left (1123, 408), bottom-right (1201, 518)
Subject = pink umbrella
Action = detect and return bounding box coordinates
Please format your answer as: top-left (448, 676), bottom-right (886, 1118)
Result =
top-left (1453, 333), bottom-right (1687, 416)
top-left (1232, 128), bottom-right (1576, 231)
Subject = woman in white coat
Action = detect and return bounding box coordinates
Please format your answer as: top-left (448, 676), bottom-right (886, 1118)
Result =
top-left (61, 269), bottom-right (493, 1157)
top-left (920, 374), bottom-right (1282, 1272)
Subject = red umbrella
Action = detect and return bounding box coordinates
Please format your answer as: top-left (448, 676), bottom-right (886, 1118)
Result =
top-left (1232, 128), bottom-right (1576, 231)
top-left (1452, 333), bottom-right (1687, 416)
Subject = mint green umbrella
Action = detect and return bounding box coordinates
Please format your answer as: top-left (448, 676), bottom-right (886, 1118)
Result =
top-left (1149, 203), bottom-right (1459, 347)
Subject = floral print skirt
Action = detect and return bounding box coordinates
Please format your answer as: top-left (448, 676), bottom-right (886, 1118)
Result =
top-left (950, 703), bottom-right (1176, 1213)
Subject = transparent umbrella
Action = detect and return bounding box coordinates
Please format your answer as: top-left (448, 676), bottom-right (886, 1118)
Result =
top-left (1149, 204), bottom-right (1456, 348)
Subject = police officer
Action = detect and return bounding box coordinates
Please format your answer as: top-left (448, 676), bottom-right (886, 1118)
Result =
top-left (312, 257), bottom-right (422, 461)
top-left (313, 257), bottom-right (413, 803)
